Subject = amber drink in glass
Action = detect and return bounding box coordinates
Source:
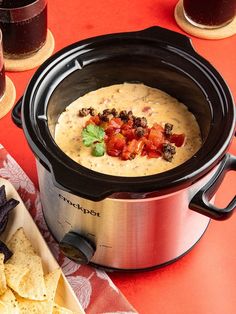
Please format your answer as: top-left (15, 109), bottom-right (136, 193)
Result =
top-left (183, 0), bottom-right (236, 29)
top-left (0, 0), bottom-right (47, 59)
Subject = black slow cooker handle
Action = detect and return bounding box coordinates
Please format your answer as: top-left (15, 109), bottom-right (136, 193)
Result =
top-left (11, 96), bottom-right (23, 128)
top-left (189, 154), bottom-right (236, 220)
top-left (136, 26), bottom-right (194, 52)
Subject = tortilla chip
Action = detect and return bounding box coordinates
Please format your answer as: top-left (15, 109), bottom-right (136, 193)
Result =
top-left (6, 228), bottom-right (35, 255)
top-left (5, 252), bottom-right (46, 300)
top-left (5, 228), bottom-right (46, 300)
top-left (45, 268), bottom-right (61, 302)
top-left (0, 224), bottom-right (75, 313)
top-left (0, 288), bottom-right (19, 313)
top-left (53, 303), bottom-right (74, 313)
top-left (16, 268), bottom-right (61, 314)
top-left (0, 300), bottom-right (8, 312)
top-left (15, 296), bottom-right (52, 314)
top-left (0, 254), bottom-right (7, 296)
top-left (4, 263), bottom-right (30, 294)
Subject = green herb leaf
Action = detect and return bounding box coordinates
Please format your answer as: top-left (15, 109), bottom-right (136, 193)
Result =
top-left (92, 142), bottom-right (105, 157)
top-left (82, 124), bottom-right (105, 147)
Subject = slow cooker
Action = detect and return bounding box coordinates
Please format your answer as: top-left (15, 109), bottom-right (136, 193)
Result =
top-left (12, 26), bottom-right (236, 270)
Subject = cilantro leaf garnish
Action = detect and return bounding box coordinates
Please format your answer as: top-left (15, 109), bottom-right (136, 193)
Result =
top-left (82, 124), bottom-right (105, 147)
top-left (92, 142), bottom-right (105, 157)
top-left (82, 124), bottom-right (105, 157)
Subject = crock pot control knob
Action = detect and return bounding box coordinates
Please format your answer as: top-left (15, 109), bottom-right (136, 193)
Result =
top-left (59, 232), bottom-right (95, 264)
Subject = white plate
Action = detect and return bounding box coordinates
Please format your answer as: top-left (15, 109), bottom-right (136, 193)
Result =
top-left (0, 178), bottom-right (85, 314)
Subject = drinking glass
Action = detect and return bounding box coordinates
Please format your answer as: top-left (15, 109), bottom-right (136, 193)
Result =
top-left (0, 30), bottom-right (6, 100)
top-left (183, 0), bottom-right (236, 29)
top-left (0, 0), bottom-right (47, 59)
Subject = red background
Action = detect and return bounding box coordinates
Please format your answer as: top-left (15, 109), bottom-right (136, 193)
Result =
top-left (0, 0), bottom-right (236, 313)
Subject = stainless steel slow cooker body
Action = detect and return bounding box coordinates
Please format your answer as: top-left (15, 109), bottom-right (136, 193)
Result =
top-left (13, 26), bottom-right (236, 270)
top-left (37, 160), bottom-right (213, 270)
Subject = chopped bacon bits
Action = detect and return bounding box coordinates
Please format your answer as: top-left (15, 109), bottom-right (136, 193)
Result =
top-left (85, 115), bottom-right (100, 126)
top-left (135, 127), bottom-right (145, 138)
top-left (133, 117), bottom-right (147, 128)
top-left (80, 107), bottom-right (186, 161)
top-left (78, 108), bottom-right (90, 117)
top-left (162, 143), bottom-right (176, 161)
top-left (164, 123), bottom-right (173, 135)
top-left (119, 110), bottom-right (134, 122)
top-left (78, 107), bottom-right (96, 117)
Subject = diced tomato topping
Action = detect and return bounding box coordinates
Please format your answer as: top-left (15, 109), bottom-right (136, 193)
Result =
top-left (120, 138), bottom-right (145, 160)
top-left (121, 120), bottom-right (136, 140)
top-left (169, 133), bottom-right (185, 147)
top-left (105, 127), bottom-right (120, 136)
top-left (106, 134), bottom-right (126, 157)
top-left (143, 138), bottom-right (157, 151)
top-left (142, 137), bottom-right (162, 158)
top-left (148, 126), bottom-right (164, 149)
top-left (82, 110), bottom-right (185, 160)
top-left (121, 139), bottom-right (138, 160)
top-left (121, 119), bottom-right (133, 129)
top-left (100, 122), bottom-right (108, 129)
top-left (121, 128), bottom-right (136, 141)
top-left (147, 151), bottom-right (162, 158)
top-left (85, 115), bottom-right (100, 126)
top-left (105, 118), bottom-right (123, 136)
top-left (121, 123), bottom-right (130, 131)
top-left (109, 117), bottom-right (123, 128)
top-left (152, 123), bottom-right (164, 131)
top-left (135, 138), bottom-right (145, 154)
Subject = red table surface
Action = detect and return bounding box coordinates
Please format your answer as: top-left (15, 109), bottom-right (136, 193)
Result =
top-left (0, 1), bottom-right (236, 313)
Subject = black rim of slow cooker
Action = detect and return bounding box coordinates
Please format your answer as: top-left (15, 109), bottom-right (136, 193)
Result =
top-left (21, 27), bottom-right (236, 201)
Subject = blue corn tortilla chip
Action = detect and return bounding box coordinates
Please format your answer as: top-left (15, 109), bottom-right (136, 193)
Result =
top-left (0, 198), bottom-right (20, 222)
top-left (0, 185), bottom-right (19, 235)
top-left (0, 215), bottom-right (8, 236)
top-left (0, 186), bottom-right (7, 207)
top-left (0, 241), bottom-right (12, 263)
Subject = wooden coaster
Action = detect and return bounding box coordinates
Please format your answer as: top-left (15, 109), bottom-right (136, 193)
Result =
top-left (174, 0), bottom-right (236, 39)
top-left (4, 29), bottom-right (55, 72)
top-left (0, 76), bottom-right (16, 119)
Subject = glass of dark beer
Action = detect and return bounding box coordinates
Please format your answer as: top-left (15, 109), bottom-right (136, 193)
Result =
top-left (0, 0), bottom-right (47, 59)
top-left (0, 30), bottom-right (6, 100)
top-left (183, 0), bottom-right (236, 29)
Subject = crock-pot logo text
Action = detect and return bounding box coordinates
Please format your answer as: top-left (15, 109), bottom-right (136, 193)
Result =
top-left (59, 194), bottom-right (100, 217)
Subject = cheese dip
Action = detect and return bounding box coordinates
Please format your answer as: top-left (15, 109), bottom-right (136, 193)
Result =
top-left (55, 83), bottom-right (202, 176)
